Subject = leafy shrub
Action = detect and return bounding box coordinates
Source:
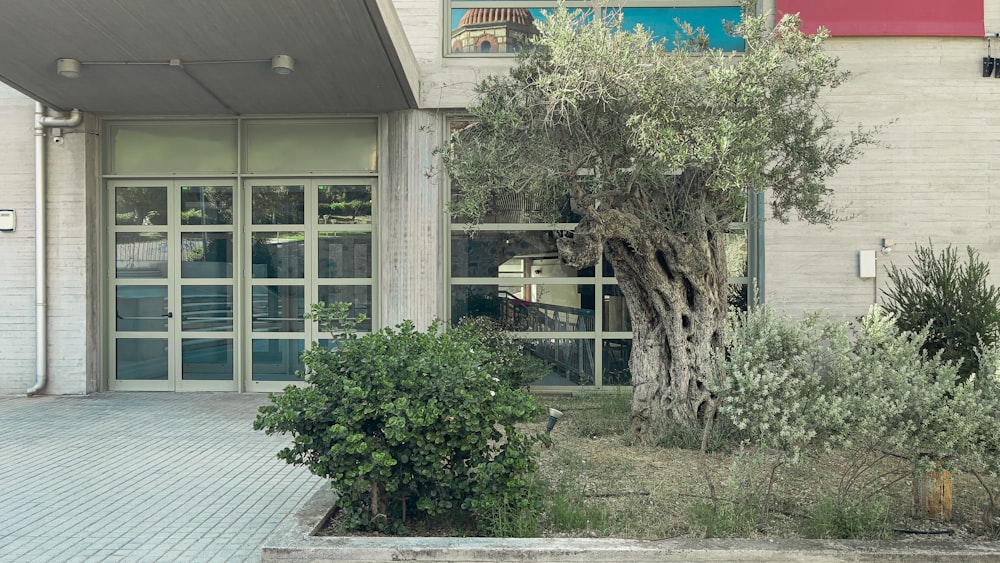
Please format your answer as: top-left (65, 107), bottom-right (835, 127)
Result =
top-left (454, 316), bottom-right (550, 389)
top-left (716, 305), bottom-right (846, 462)
top-left (972, 340), bottom-right (1000, 477)
top-left (805, 494), bottom-right (891, 540)
top-left (883, 243), bottom-right (1000, 379)
top-left (716, 304), bottom-right (1000, 520)
top-left (254, 303), bottom-right (543, 535)
top-left (833, 308), bottom-right (987, 476)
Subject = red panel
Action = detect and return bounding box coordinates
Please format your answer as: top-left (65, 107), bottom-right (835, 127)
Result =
top-left (776, 0), bottom-right (984, 37)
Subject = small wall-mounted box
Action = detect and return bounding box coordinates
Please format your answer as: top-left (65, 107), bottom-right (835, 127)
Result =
top-left (859, 249), bottom-right (877, 279)
top-left (0, 209), bottom-right (14, 232)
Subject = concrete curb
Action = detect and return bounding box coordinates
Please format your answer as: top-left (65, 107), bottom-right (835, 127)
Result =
top-left (262, 488), bottom-right (1000, 562)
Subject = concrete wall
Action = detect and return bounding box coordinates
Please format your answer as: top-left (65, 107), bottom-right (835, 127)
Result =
top-left (379, 110), bottom-right (446, 329)
top-left (0, 86), bottom-right (38, 394)
top-left (765, 34), bottom-right (1000, 319)
top-left (45, 113), bottom-right (101, 394)
top-left (392, 0), bottom-right (1000, 322)
top-left (393, 0), bottom-right (516, 109)
top-left (0, 85), bottom-right (97, 395)
top-left (3, 1), bottom-right (997, 392)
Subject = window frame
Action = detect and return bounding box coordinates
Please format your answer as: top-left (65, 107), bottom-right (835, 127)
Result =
top-left (444, 0), bottom-right (745, 58)
top-left (443, 116), bottom-right (762, 391)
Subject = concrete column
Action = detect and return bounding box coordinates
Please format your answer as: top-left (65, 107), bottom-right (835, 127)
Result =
top-left (44, 113), bottom-right (100, 394)
top-left (379, 109), bottom-right (445, 329)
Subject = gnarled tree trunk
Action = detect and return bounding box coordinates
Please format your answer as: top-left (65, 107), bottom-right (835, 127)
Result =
top-left (559, 212), bottom-right (728, 439)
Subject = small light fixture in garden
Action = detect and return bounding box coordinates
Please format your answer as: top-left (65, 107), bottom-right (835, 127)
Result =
top-left (546, 408), bottom-right (563, 435)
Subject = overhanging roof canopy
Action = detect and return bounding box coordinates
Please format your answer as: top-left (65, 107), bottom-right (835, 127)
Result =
top-left (0, 0), bottom-right (419, 115)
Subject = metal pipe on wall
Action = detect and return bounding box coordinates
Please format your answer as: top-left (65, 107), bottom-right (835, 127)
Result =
top-left (27, 103), bottom-right (82, 396)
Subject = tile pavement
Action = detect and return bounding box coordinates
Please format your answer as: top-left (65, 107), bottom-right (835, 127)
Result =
top-left (0, 393), bottom-right (323, 562)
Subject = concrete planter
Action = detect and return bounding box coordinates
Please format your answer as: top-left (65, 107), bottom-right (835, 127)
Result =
top-left (261, 488), bottom-right (1000, 562)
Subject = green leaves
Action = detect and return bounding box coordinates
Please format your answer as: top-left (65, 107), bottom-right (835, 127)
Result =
top-left (445, 1), bottom-right (878, 239)
top-left (719, 303), bottom-right (1000, 483)
top-left (253, 308), bottom-right (542, 533)
top-left (883, 243), bottom-right (1000, 380)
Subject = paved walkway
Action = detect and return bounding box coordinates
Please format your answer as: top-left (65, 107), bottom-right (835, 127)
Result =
top-left (0, 393), bottom-right (324, 562)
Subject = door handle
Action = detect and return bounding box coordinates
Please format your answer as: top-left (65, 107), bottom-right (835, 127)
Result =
top-left (163, 312), bottom-right (173, 318)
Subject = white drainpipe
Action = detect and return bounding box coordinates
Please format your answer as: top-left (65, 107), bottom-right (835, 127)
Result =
top-left (27, 103), bottom-right (83, 396)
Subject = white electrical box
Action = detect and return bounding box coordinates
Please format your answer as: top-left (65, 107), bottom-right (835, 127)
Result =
top-left (859, 250), bottom-right (876, 279)
top-left (0, 209), bottom-right (14, 232)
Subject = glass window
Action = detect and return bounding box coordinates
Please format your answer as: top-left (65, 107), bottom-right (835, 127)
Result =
top-left (451, 230), bottom-right (566, 277)
top-left (451, 284), bottom-right (594, 331)
top-left (447, 3), bottom-right (745, 57)
top-left (107, 122), bottom-right (237, 175)
top-left (252, 339), bottom-right (305, 381)
top-left (181, 233), bottom-right (233, 278)
top-left (181, 286), bottom-right (233, 331)
top-left (316, 286), bottom-right (373, 332)
top-left (244, 120), bottom-right (377, 173)
top-left (318, 185), bottom-right (372, 224)
top-left (180, 186), bottom-right (233, 225)
top-left (116, 286), bottom-right (168, 332)
top-left (182, 339), bottom-right (234, 380)
top-left (116, 338), bottom-right (169, 380)
top-left (115, 232), bottom-right (168, 279)
top-left (252, 185), bottom-right (305, 225)
top-left (602, 339), bottom-right (632, 386)
top-left (602, 285), bottom-right (631, 332)
top-left (251, 286), bottom-right (305, 332)
top-left (251, 232), bottom-right (305, 279)
top-left (317, 233), bottom-right (372, 278)
top-left (522, 338), bottom-right (595, 386)
top-left (115, 186), bottom-right (167, 226)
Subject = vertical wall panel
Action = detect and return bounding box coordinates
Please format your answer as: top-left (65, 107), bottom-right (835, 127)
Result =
top-left (765, 36), bottom-right (1000, 319)
top-left (44, 113), bottom-right (99, 395)
top-left (0, 86), bottom-right (36, 394)
top-left (379, 110), bottom-right (444, 329)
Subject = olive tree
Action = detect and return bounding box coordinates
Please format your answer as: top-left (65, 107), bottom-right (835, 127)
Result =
top-left (443, 2), bottom-right (877, 438)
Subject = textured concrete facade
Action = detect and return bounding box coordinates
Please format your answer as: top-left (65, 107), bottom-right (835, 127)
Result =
top-left (380, 109), bottom-right (447, 330)
top-left (0, 87), bottom-right (36, 394)
top-left (766, 34), bottom-right (1000, 318)
top-left (1, 3), bottom-right (998, 393)
top-left (0, 87), bottom-right (97, 395)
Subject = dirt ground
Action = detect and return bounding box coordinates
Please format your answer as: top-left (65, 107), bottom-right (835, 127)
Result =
top-left (533, 395), bottom-right (1000, 540)
top-left (318, 394), bottom-right (1000, 540)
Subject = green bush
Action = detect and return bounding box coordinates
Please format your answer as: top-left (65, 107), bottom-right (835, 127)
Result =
top-left (834, 308), bottom-right (987, 476)
top-left (805, 494), bottom-right (891, 540)
top-left (883, 243), bottom-right (1000, 379)
top-left (454, 316), bottom-right (550, 389)
top-left (717, 304), bottom-right (1000, 520)
top-left (254, 304), bottom-right (543, 535)
top-left (716, 305), bottom-right (847, 461)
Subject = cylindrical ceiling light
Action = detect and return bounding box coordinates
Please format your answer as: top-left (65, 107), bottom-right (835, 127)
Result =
top-left (271, 55), bottom-right (295, 75)
top-left (56, 58), bottom-right (81, 79)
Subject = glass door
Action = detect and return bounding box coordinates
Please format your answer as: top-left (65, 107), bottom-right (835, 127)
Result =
top-left (243, 179), bottom-right (377, 392)
top-left (109, 181), bottom-right (237, 391)
top-left (245, 181), bottom-right (308, 392)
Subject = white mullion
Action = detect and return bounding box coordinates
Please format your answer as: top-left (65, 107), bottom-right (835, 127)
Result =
top-left (167, 181), bottom-right (180, 390)
top-left (305, 178), bottom-right (318, 346)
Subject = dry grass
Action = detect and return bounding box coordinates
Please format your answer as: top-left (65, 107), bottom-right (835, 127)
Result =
top-left (531, 392), bottom-right (1000, 540)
